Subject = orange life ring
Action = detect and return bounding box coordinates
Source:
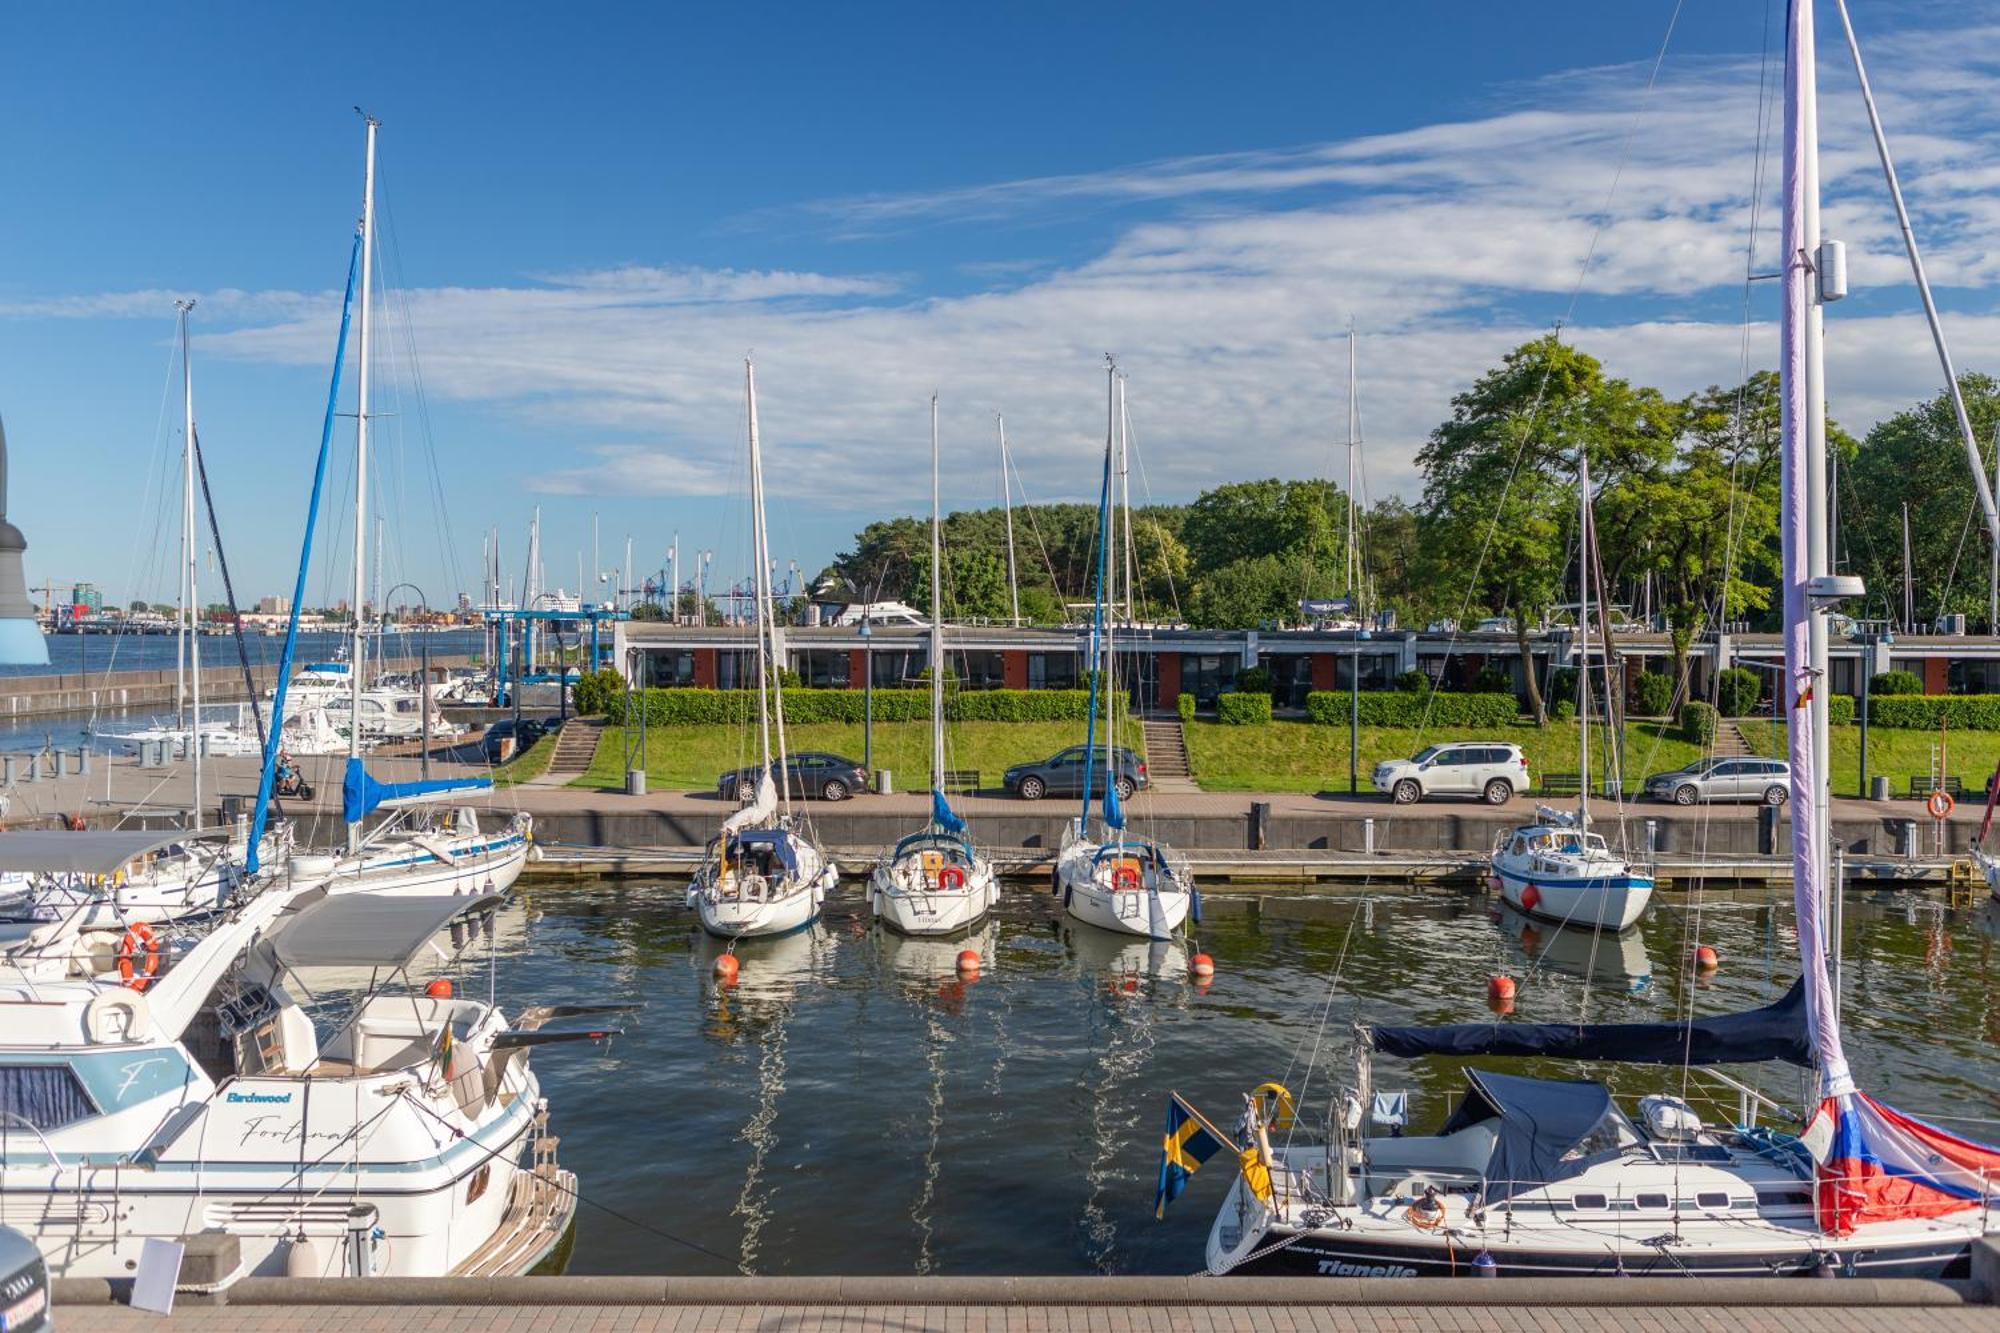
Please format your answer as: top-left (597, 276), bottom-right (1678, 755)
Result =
top-left (1927, 789), bottom-right (1955, 820)
top-left (937, 864), bottom-right (966, 891)
top-left (1112, 866), bottom-right (1142, 892)
top-left (117, 923), bottom-right (161, 992)
top-left (66, 814), bottom-right (87, 832)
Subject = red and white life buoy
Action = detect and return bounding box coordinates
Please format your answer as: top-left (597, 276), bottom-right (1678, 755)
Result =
top-left (117, 923), bottom-right (162, 993)
top-left (1927, 789), bottom-right (1956, 821)
top-left (1111, 866), bottom-right (1142, 892)
top-left (937, 864), bottom-right (966, 891)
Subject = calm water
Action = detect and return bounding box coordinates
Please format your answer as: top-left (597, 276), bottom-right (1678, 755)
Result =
top-left (0, 628), bottom-right (485, 679)
top-left (443, 879), bottom-right (2000, 1277)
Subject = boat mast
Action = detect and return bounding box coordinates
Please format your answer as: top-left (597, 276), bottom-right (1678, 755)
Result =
top-left (1576, 451), bottom-right (1591, 832)
top-left (998, 414), bottom-right (1020, 627)
top-left (347, 114), bottom-right (378, 855)
top-left (177, 299), bottom-right (203, 830)
top-left (1106, 364), bottom-right (1122, 814)
top-left (1346, 322), bottom-right (1359, 607)
top-left (930, 395), bottom-right (946, 799)
top-left (1117, 376), bottom-right (1135, 626)
top-left (745, 359), bottom-right (785, 813)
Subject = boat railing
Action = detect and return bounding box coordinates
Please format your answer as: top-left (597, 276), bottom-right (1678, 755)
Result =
top-left (1683, 1067), bottom-right (1798, 1130)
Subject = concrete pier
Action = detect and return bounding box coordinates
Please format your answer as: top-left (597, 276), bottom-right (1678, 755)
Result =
top-left (1, 656), bottom-right (474, 721)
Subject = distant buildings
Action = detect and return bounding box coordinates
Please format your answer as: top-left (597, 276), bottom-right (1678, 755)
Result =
top-left (255, 594), bottom-right (291, 615)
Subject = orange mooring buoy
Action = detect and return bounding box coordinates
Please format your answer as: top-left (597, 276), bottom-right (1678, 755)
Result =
top-left (1694, 945), bottom-right (1719, 973)
top-left (714, 953), bottom-right (740, 983)
top-left (1487, 975), bottom-right (1517, 1013)
top-left (956, 949), bottom-right (981, 974)
top-left (425, 978), bottom-right (454, 999)
top-left (1191, 952), bottom-right (1216, 978)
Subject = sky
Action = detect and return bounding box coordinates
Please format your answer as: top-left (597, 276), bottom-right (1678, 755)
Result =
top-left (4, 1), bottom-right (2000, 611)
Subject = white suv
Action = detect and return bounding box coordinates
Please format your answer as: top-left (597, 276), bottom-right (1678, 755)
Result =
top-left (1372, 743), bottom-right (1529, 805)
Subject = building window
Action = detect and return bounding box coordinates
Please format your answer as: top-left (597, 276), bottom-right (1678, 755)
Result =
top-left (1028, 652), bottom-right (1081, 690)
top-left (1947, 659), bottom-right (2000, 694)
top-left (1180, 654), bottom-right (1240, 708)
top-left (869, 650), bottom-right (920, 689)
top-left (643, 651), bottom-right (696, 688)
top-left (795, 650), bottom-right (851, 689)
top-left (716, 650), bottom-right (758, 690)
top-left (948, 650), bottom-right (1005, 690)
top-left (1262, 654), bottom-right (1316, 709)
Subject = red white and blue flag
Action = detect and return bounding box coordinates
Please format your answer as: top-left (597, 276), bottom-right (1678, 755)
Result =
top-left (1802, 1092), bottom-right (2000, 1235)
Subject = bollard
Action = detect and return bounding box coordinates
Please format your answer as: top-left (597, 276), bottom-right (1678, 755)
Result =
top-left (1645, 817), bottom-right (1659, 854)
top-left (1757, 804), bottom-right (1778, 856)
top-left (625, 768), bottom-right (647, 797)
top-left (1248, 800), bottom-right (1269, 851)
top-left (875, 769), bottom-right (893, 796)
top-left (1362, 816), bottom-right (1376, 855)
top-left (0, 755), bottom-right (12, 785)
top-left (1891, 818), bottom-right (1917, 858)
top-left (78, 749), bottom-right (90, 777)
top-left (19, 754), bottom-right (36, 785)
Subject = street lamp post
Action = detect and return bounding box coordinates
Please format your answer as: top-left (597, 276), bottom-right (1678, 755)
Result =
top-left (861, 615), bottom-right (874, 776)
top-left (384, 582), bottom-right (432, 780)
top-left (1349, 629), bottom-right (1371, 795)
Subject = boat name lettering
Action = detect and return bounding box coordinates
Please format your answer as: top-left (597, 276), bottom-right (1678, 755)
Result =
top-left (1315, 1259), bottom-right (1420, 1278)
top-left (226, 1091), bottom-right (294, 1105)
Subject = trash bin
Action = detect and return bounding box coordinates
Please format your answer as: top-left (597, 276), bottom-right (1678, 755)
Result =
top-left (1869, 776), bottom-right (1889, 802)
top-left (625, 768), bottom-right (647, 797)
top-left (875, 768), bottom-right (894, 796)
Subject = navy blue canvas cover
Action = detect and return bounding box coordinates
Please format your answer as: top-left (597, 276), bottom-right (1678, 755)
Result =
top-left (1439, 1070), bottom-right (1615, 1199)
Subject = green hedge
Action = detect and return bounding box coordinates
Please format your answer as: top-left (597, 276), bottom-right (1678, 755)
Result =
top-left (1829, 694), bottom-right (1855, 726)
top-left (605, 687), bottom-right (1117, 726)
top-left (1864, 695), bottom-right (2000, 730)
top-left (1680, 700), bottom-right (1718, 746)
top-left (571, 667), bottom-right (625, 716)
top-left (1716, 667), bottom-right (1762, 717)
top-left (1216, 692), bottom-right (1273, 725)
top-left (1177, 691), bottom-right (1196, 722)
top-left (1304, 690), bottom-right (1518, 728)
top-left (1869, 670), bottom-right (1924, 696)
top-left (1634, 671), bottom-right (1675, 717)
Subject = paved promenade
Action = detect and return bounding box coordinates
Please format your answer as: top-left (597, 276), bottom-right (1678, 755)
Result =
top-left (80, 1303), bottom-right (2000, 1332)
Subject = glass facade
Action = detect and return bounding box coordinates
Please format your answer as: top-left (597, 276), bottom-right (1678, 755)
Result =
top-left (1028, 652), bottom-right (1082, 690)
top-left (641, 650), bottom-right (697, 688)
top-left (796, 649), bottom-right (852, 689)
top-left (948, 650), bottom-right (1006, 690)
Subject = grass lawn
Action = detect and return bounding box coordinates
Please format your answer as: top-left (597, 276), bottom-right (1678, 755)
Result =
top-left (1738, 721), bottom-right (2000, 797)
top-left (1183, 719), bottom-right (1710, 794)
top-left (491, 733), bottom-right (557, 788)
top-left (573, 720), bottom-right (1150, 793)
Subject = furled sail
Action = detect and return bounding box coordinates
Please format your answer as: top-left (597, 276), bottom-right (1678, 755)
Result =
top-left (722, 768), bottom-right (778, 836)
top-left (930, 787), bottom-right (965, 835)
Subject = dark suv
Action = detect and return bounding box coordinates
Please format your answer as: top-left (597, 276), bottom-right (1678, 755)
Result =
top-left (482, 716), bottom-right (562, 763)
top-left (718, 752), bottom-right (871, 802)
top-left (1004, 745), bottom-right (1147, 801)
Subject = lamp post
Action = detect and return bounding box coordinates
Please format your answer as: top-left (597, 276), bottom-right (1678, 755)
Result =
top-left (697, 551), bottom-right (713, 627)
top-left (860, 614), bottom-right (874, 776)
top-left (383, 582), bottom-right (432, 780)
top-left (1349, 629), bottom-right (1371, 795)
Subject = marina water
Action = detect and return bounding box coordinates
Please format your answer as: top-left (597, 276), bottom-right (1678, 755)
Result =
top-left (422, 878), bottom-right (2000, 1275)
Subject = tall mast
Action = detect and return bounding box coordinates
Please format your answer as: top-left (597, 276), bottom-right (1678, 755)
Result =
top-left (930, 395), bottom-right (945, 796)
top-left (745, 360), bottom-right (784, 812)
top-left (347, 114), bottom-right (378, 854)
top-left (1576, 452), bottom-right (1591, 832)
top-left (998, 414), bottom-right (1020, 627)
top-left (177, 299), bottom-right (203, 830)
top-left (1106, 363), bottom-right (1120, 804)
top-left (1346, 322), bottom-right (1360, 606)
top-left (1781, 0), bottom-right (1851, 1097)
top-left (1117, 375), bottom-right (1135, 625)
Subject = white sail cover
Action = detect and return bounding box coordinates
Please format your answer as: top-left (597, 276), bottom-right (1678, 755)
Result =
top-left (1779, 0), bottom-right (1853, 1098)
top-left (722, 769), bottom-right (778, 835)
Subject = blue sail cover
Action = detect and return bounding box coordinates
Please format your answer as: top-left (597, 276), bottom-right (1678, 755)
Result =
top-left (342, 758), bottom-right (492, 824)
top-left (1104, 776), bottom-right (1125, 830)
top-left (930, 788), bottom-right (966, 834)
top-left (1369, 977), bottom-right (1811, 1068)
top-left (1441, 1070), bottom-right (1617, 1202)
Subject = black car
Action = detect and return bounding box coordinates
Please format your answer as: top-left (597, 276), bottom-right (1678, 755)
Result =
top-left (717, 751), bottom-right (871, 802)
top-left (1003, 745), bottom-right (1147, 801)
top-left (0, 1226), bottom-right (48, 1332)
top-left (482, 716), bottom-right (561, 763)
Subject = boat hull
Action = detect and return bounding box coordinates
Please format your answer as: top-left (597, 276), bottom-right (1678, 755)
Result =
top-left (1492, 861), bottom-right (1653, 932)
top-left (322, 825), bottom-right (531, 899)
top-left (1056, 841), bottom-right (1191, 940)
top-left (868, 861), bottom-right (999, 936)
top-left (693, 862), bottom-right (836, 939)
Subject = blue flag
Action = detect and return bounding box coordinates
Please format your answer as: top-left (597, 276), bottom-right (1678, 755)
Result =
top-left (930, 788), bottom-right (966, 834)
top-left (1105, 777), bottom-right (1125, 831)
top-left (1154, 1092), bottom-right (1227, 1219)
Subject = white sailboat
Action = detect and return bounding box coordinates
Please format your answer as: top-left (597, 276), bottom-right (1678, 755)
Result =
top-left (686, 360), bottom-right (838, 939)
top-left (1488, 451), bottom-right (1654, 933)
top-left (1200, 2), bottom-right (2000, 1278)
top-left (869, 397), bottom-right (999, 936)
top-left (1058, 363), bottom-right (1195, 940)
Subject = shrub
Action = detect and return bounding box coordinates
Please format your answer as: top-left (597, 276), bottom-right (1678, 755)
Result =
top-left (1864, 695), bottom-right (2000, 730)
top-left (570, 667), bottom-right (626, 716)
top-left (1305, 690), bottom-right (1518, 728)
top-left (1869, 670), bottom-right (1924, 696)
top-left (1394, 670), bottom-right (1432, 695)
top-left (1551, 698), bottom-right (1577, 722)
top-left (1633, 671), bottom-right (1675, 717)
top-left (1216, 692), bottom-right (1273, 725)
top-left (1549, 667), bottom-right (1578, 705)
top-left (605, 687), bottom-right (1119, 726)
top-left (1472, 666), bottom-right (1513, 694)
top-left (1829, 693), bottom-right (1856, 726)
top-left (1679, 700), bottom-right (1718, 746)
top-left (1235, 666), bottom-right (1274, 698)
top-left (1716, 667), bottom-right (1763, 717)
top-left (1177, 691), bottom-right (1196, 723)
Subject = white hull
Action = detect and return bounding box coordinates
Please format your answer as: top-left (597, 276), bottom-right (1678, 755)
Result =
top-left (690, 836), bottom-right (837, 939)
top-left (305, 820), bottom-right (532, 900)
top-left (1490, 827), bottom-right (1653, 933)
top-left (869, 859), bottom-right (999, 936)
top-left (1057, 836), bottom-right (1192, 940)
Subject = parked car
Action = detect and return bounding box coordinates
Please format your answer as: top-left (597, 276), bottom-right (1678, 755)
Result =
top-left (0, 1226), bottom-right (48, 1332)
top-left (481, 715), bottom-right (561, 763)
top-left (1004, 745), bottom-right (1147, 801)
top-left (1372, 742), bottom-right (1529, 805)
top-left (718, 751), bottom-right (871, 802)
top-left (1644, 757), bottom-right (1790, 806)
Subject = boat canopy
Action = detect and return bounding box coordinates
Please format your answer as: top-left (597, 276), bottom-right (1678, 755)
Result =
top-left (266, 890), bottom-right (503, 970)
top-left (0, 829), bottom-right (227, 875)
top-left (1367, 977), bottom-right (1810, 1067)
top-left (1090, 838), bottom-right (1169, 870)
top-left (720, 828), bottom-right (799, 873)
top-left (342, 758), bottom-right (492, 824)
top-left (1442, 1070), bottom-right (1625, 1201)
top-left (892, 829), bottom-right (973, 862)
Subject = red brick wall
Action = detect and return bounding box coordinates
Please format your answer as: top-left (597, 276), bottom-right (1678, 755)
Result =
top-left (1158, 652), bottom-right (1183, 706)
top-left (1003, 650), bottom-right (1029, 690)
top-left (1311, 652), bottom-right (1337, 692)
top-left (1925, 656), bottom-right (1949, 695)
top-left (849, 649), bottom-right (868, 689)
top-left (694, 649), bottom-right (718, 688)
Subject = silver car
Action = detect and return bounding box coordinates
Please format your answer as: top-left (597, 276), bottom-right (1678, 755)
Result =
top-left (1645, 757), bottom-right (1791, 806)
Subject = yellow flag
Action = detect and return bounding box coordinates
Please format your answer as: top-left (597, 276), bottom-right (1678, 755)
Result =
top-left (1238, 1144), bottom-right (1274, 1204)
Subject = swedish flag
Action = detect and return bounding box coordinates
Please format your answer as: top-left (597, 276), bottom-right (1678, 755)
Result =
top-left (1154, 1093), bottom-right (1227, 1219)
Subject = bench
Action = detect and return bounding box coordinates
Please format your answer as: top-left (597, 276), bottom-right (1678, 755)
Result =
top-left (938, 770), bottom-right (981, 792)
top-left (1906, 775), bottom-right (1966, 799)
top-left (1539, 772), bottom-right (1583, 795)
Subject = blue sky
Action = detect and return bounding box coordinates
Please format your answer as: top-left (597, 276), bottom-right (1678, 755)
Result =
top-left (4, 2), bottom-right (1999, 609)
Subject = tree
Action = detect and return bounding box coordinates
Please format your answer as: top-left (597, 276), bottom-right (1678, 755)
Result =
top-left (911, 547), bottom-right (1011, 620)
top-left (1186, 552), bottom-right (1337, 629)
top-left (629, 602), bottom-right (665, 622)
top-left (1180, 478), bottom-right (1342, 573)
top-left (127, 598), bottom-right (149, 614)
top-left (1416, 336), bottom-right (1676, 721)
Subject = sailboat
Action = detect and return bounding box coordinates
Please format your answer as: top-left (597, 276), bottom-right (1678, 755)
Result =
top-left (1487, 451), bottom-right (1654, 933)
top-left (1057, 363), bottom-right (1195, 941)
top-left (685, 360), bottom-right (839, 939)
top-left (242, 117), bottom-right (530, 900)
top-left (1198, 1), bottom-right (2000, 1277)
top-left (869, 397), bottom-right (999, 937)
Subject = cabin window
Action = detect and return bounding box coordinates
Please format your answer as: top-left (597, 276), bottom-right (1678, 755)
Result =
top-left (1635, 1192), bottom-right (1670, 1210)
top-left (0, 1065), bottom-right (97, 1131)
top-left (466, 1164), bottom-right (491, 1204)
top-left (1695, 1191), bottom-right (1730, 1210)
top-left (1570, 1193), bottom-right (1608, 1211)
top-left (1757, 1190), bottom-right (1812, 1208)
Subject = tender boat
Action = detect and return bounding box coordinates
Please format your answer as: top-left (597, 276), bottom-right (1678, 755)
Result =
top-left (1488, 812), bottom-right (1653, 933)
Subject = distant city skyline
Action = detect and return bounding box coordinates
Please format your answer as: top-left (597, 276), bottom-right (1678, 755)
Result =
top-left (4, 2), bottom-right (1999, 606)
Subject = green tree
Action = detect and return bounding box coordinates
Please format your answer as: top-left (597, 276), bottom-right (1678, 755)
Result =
top-left (1186, 552), bottom-right (1336, 629)
top-left (629, 601), bottom-right (665, 622)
